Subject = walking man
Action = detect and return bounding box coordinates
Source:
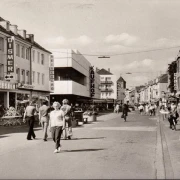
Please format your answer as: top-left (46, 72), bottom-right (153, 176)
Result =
top-left (122, 101), bottom-right (129, 122)
top-left (39, 100), bottom-right (50, 141)
top-left (23, 101), bottom-right (36, 140)
top-left (61, 99), bottom-right (73, 139)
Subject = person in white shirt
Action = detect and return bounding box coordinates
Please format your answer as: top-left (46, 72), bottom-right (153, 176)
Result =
top-left (49, 102), bottom-right (65, 153)
top-left (138, 104), bottom-right (144, 115)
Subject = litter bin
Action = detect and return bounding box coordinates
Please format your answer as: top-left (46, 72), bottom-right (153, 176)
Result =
top-left (74, 111), bottom-right (83, 126)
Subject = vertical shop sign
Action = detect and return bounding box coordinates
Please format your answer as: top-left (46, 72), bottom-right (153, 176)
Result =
top-left (90, 66), bottom-right (95, 97)
top-left (174, 73), bottom-right (177, 91)
top-left (7, 37), bottom-right (14, 73)
top-left (49, 55), bottom-right (54, 91)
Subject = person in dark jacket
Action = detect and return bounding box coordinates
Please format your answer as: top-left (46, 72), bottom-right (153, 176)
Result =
top-left (122, 101), bottom-right (129, 122)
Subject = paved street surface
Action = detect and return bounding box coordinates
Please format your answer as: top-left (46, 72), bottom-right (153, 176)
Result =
top-left (0, 111), bottom-right (179, 179)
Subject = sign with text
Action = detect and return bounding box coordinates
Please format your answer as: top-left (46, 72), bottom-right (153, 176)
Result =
top-left (90, 66), bottom-right (95, 97)
top-left (49, 55), bottom-right (54, 92)
top-left (0, 80), bottom-right (16, 90)
top-left (7, 37), bottom-right (14, 73)
top-left (174, 73), bottom-right (177, 91)
top-left (17, 83), bottom-right (34, 89)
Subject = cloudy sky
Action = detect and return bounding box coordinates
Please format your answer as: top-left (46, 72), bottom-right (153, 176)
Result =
top-left (1, 0), bottom-right (180, 88)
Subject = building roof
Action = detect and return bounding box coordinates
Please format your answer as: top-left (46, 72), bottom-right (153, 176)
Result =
top-left (0, 20), bottom-right (51, 54)
top-left (97, 68), bottom-right (113, 75)
top-left (117, 76), bottom-right (125, 82)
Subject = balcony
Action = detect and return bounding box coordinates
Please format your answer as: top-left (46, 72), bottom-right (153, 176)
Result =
top-left (100, 81), bottom-right (113, 84)
top-left (52, 80), bottom-right (89, 97)
top-left (101, 88), bottom-right (113, 92)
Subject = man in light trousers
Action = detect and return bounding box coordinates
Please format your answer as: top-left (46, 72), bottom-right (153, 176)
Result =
top-left (39, 100), bottom-right (50, 141)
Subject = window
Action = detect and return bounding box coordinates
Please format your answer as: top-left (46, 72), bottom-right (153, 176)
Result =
top-left (21, 46), bottom-right (25, 58)
top-left (16, 68), bottom-right (20, 82)
top-left (37, 52), bottom-right (40, 63)
top-left (37, 72), bottom-right (40, 84)
top-left (26, 71), bottom-right (29, 84)
top-left (32, 50), bottom-right (35, 62)
top-left (42, 73), bottom-right (44, 85)
top-left (0, 64), bottom-right (4, 80)
top-left (0, 37), bottom-right (4, 51)
top-left (21, 69), bottom-right (25, 83)
top-left (16, 44), bottom-right (20, 56)
top-left (32, 71), bottom-right (35, 83)
top-left (26, 48), bottom-right (29, 60)
top-left (41, 54), bottom-right (44, 65)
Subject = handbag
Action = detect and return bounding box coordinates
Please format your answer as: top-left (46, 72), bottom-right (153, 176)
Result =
top-left (121, 114), bottom-right (124, 118)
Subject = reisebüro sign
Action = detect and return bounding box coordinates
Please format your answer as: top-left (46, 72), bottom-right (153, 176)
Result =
top-left (90, 66), bottom-right (95, 97)
top-left (7, 37), bottom-right (14, 73)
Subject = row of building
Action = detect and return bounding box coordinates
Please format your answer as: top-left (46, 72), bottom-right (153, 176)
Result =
top-left (126, 51), bottom-right (180, 105)
top-left (0, 16), bottom-right (126, 109)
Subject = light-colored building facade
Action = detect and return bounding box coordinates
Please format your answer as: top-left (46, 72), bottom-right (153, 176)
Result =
top-left (117, 76), bottom-right (126, 103)
top-left (0, 17), bottom-right (52, 108)
top-left (138, 74), bottom-right (168, 104)
top-left (50, 49), bottom-right (101, 104)
top-left (97, 68), bottom-right (117, 108)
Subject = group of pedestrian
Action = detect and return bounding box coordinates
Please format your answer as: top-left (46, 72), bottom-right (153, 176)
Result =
top-left (114, 102), bottom-right (129, 122)
top-left (23, 99), bottom-right (73, 153)
top-left (138, 103), bottom-right (157, 116)
top-left (160, 102), bottom-right (180, 130)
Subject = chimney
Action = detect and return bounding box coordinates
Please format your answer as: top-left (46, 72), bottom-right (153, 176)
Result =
top-left (96, 67), bottom-right (100, 72)
top-left (10, 24), bottom-right (18, 35)
top-left (18, 29), bottom-right (26, 39)
top-left (108, 68), bottom-right (110, 72)
top-left (26, 34), bottom-right (34, 43)
top-left (0, 20), bottom-right (10, 31)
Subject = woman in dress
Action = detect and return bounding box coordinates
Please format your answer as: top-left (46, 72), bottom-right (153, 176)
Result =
top-left (49, 102), bottom-right (65, 153)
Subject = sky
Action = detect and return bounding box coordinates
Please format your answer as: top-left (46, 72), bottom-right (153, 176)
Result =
top-left (1, 0), bottom-right (180, 88)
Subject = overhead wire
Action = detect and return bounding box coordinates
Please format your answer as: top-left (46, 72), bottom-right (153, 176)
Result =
top-left (51, 45), bottom-right (180, 57)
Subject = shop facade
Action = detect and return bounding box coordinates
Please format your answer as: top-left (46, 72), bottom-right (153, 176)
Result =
top-left (50, 49), bottom-right (101, 105)
top-left (0, 17), bottom-right (52, 109)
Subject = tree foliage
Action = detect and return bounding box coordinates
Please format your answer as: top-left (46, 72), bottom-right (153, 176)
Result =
top-left (168, 60), bottom-right (177, 93)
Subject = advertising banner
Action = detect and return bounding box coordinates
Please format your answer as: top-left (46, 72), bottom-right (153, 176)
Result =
top-left (49, 55), bottom-right (54, 92)
top-left (7, 37), bottom-right (14, 73)
top-left (90, 66), bottom-right (95, 97)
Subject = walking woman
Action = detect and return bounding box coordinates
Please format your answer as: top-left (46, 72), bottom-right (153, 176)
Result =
top-left (49, 102), bottom-right (65, 153)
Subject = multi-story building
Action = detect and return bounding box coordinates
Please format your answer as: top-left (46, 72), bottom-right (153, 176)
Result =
top-left (97, 68), bottom-right (117, 108)
top-left (138, 74), bottom-right (168, 104)
top-left (50, 49), bottom-right (100, 105)
top-left (0, 17), bottom-right (52, 108)
top-left (117, 76), bottom-right (126, 103)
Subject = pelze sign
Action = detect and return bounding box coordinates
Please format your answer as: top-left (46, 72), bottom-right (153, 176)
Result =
top-left (49, 55), bottom-right (54, 92)
top-left (7, 37), bottom-right (14, 73)
top-left (90, 66), bottom-right (95, 97)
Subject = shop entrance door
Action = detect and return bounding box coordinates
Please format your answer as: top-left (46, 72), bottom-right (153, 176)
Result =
top-left (0, 92), bottom-right (4, 106)
top-left (9, 92), bottom-right (15, 108)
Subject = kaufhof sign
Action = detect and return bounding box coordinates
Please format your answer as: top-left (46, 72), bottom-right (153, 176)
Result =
top-left (49, 55), bottom-right (54, 92)
top-left (90, 66), bottom-right (95, 97)
top-left (7, 37), bottom-right (14, 73)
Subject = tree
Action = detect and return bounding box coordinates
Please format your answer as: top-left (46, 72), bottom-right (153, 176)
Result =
top-left (167, 60), bottom-right (177, 93)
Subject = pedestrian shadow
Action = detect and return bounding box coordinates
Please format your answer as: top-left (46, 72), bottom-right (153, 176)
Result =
top-left (70, 137), bottom-right (106, 140)
top-left (0, 135), bottom-right (9, 139)
top-left (62, 148), bottom-right (105, 153)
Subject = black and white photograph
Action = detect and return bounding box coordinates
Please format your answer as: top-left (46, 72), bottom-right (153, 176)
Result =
top-left (0, 0), bottom-right (180, 179)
